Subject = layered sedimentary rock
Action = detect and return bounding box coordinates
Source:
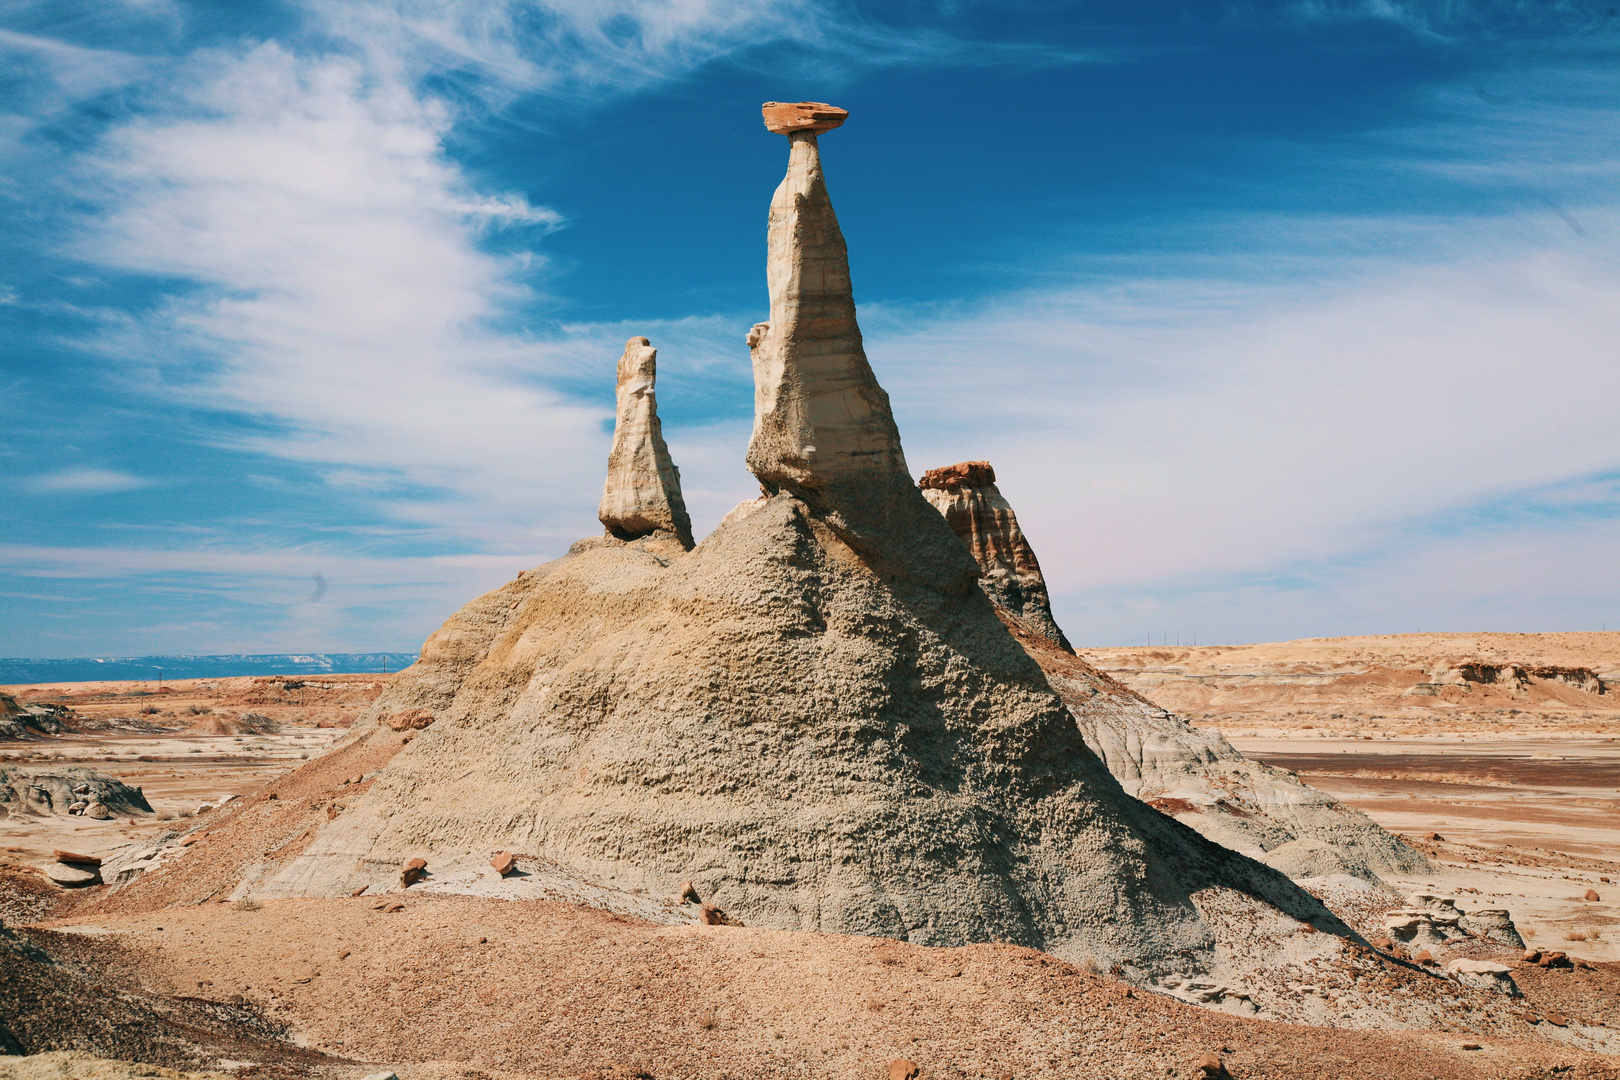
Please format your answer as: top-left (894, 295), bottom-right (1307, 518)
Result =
top-left (919, 461), bottom-right (1071, 651)
top-left (919, 463), bottom-right (1432, 882)
top-left (745, 109), bottom-right (977, 593)
top-left (598, 337), bottom-right (693, 550)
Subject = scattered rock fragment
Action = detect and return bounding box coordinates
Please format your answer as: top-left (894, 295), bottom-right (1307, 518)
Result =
top-left (1192, 1052), bottom-right (1228, 1078)
top-left (678, 880), bottom-right (700, 904)
top-left (699, 904), bottom-right (739, 926)
top-left (490, 852), bottom-right (516, 876)
top-left (351, 886), bottom-right (368, 897)
top-left (886, 1060), bottom-right (919, 1080)
top-left (1584, 888), bottom-right (1601, 901)
top-left (400, 858), bottom-right (427, 887)
top-left (53, 850), bottom-right (100, 866)
top-left (384, 708), bottom-right (435, 732)
top-left (383, 902), bottom-right (404, 914)
top-left (1425, 831), bottom-right (1444, 841)
top-left (1544, 1012), bottom-right (1569, 1027)
top-left (1413, 949), bottom-right (1435, 965)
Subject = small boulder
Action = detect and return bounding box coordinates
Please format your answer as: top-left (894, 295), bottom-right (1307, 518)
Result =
top-left (1413, 949), bottom-right (1436, 966)
top-left (383, 902), bottom-right (405, 913)
top-left (1537, 951), bottom-right (1572, 969)
top-left (83, 802), bottom-right (112, 820)
top-left (1447, 958), bottom-right (1519, 996)
top-left (887, 1060), bottom-right (919, 1080)
top-left (1522, 949), bottom-right (1541, 963)
top-left (1192, 1053), bottom-right (1227, 1078)
top-left (400, 858), bottom-right (427, 887)
top-left (1544, 1012), bottom-right (1569, 1027)
top-left (490, 852), bottom-right (516, 876)
top-left (679, 880), bottom-right (701, 904)
top-left (1425, 831), bottom-right (1444, 841)
top-left (699, 904), bottom-right (739, 926)
top-left (1585, 888), bottom-right (1601, 901)
top-left (53, 850), bottom-right (101, 866)
top-left (45, 862), bottom-right (101, 887)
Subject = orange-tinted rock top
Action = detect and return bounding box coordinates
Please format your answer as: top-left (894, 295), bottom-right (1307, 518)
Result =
top-left (761, 101), bottom-right (848, 135)
top-left (919, 460), bottom-right (996, 490)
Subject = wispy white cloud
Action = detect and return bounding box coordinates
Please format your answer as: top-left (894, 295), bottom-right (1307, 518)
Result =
top-left (31, 467), bottom-right (152, 492)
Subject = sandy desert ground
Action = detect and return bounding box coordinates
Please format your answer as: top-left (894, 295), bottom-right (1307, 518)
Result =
top-left (3, 644), bottom-right (1618, 1079)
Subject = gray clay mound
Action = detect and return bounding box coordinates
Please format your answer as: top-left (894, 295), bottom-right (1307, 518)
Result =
top-left (267, 496), bottom-right (1349, 976)
top-left (182, 712), bottom-right (278, 737)
top-left (0, 766), bottom-right (152, 819)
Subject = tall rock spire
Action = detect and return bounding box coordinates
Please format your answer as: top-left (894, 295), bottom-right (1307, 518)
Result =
top-left (747, 102), bottom-right (977, 593)
top-left (598, 336), bottom-right (694, 550)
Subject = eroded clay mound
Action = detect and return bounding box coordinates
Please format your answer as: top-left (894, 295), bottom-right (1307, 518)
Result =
top-left (257, 496), bottom-right (1348, 979)
top-left (0, 767), bottom-right (151, 820)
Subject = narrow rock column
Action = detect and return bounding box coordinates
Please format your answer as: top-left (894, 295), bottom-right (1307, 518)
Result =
top-left (920, 461), bottom-right (1073, 651)
top-left (598, 336), bottom-right (694, 549)
top-left (747, 102), bottom-right (977, 593)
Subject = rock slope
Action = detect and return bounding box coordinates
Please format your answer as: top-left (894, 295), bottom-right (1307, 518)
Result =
top-left (916, 460), bottom-right (1431, 883)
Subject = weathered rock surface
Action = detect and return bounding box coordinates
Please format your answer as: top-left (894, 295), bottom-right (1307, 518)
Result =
top-left (599, 336), bottom-right (693, 549)
top-left (0, 767), bottom-right (151, 819)
top-left (761, 101), bottom-right (847, 135)
top-left (920, 474), bottom-right (1431, 884)
top-left (0, 694), bottom-right (67, 739)
top-left (745, 108), bottom-right (977, 593)
top-left (919, 461), bottom-right (1071, 650)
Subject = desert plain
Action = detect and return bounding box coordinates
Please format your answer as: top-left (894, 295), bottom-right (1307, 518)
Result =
top-left (2, 630), bottom-right (1617, 1080)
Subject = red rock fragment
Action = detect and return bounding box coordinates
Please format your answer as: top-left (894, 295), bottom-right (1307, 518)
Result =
top-left (761, 101), bottom-right (847, 136)
top-left (383, 902), bottom-right (404, 913)
top-left (53, 850), bottom-right (101, 866)
top-left (698, 904), bottom-right (739, 926)
top-left (1522, 949), bottom-right (1541, 963)
top-left (350, 886), bottom-right (368, 897)
top-left (1425, 831), bottom-right (1444, 841)
top-left (919, 461), bottom-right (996, 490)
top-left (679, 880), bottom-right (700, 904)
top-left (337, 950), bottom-right (351, 959)
top-left (1585, 888), bottom-right (1601, 901)
top-left (1193, 1052), bottom-right (1226, 1078)
top-left (1413, 949), bottom-right (1435, 965)
top-left (887, 1060), bottom-right (920, 1080)
top-left (383, 708), bottom-right (435, 732)
top-left (490, 852), bottom-right (516, 876)
top-left (1544, 1012), bottom-right (1569, 1027)
top-left (401, 860), bottom-right (426, 887)
top-left (1372, 937), bottom-right (1393, 950)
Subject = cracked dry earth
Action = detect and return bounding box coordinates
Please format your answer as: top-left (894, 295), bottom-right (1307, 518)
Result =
top-left (27, 895), bottom-right (1620, 1080)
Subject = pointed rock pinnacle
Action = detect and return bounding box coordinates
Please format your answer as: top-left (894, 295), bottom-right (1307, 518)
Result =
top-left (746, 103), bottom-right (977, 593)
top-left (599, 336), bottom-right (694, 549)
top-left (920, 461), bottom-right (1073, 652)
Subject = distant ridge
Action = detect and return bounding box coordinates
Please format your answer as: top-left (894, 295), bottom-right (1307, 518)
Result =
top-left (0, 653), bottom-right (418, 684)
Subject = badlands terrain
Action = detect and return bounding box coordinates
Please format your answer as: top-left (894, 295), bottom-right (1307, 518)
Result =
top-left (1, 637), bottom-right (1616, 1079)
top-left (3, 104), bottom-right (1617, 1079)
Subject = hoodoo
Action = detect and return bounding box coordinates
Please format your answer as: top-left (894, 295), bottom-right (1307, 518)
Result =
top-left (746, 104), bottom-right (977, 593)
top-left (598, 336), bottom-right (693, 549)
top-left (105, 103), bottom-right (1401, 1008)
top-left (922, 459), bottom-right (1431, 883)
top-left (919, 461), bottom-right (1071, 651)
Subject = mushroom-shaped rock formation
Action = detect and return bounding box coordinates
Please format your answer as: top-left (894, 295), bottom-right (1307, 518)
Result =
top-left (599, 337), bottom-right (693, 550)
top-left (119, 106), bottom-right (1409, 1007)
top-left (919, 461), bottom-right (1071, 651)
top-left (746, 104), bottom-right (977, 593)
top-left (920, 460), bottom-right (1432, 884)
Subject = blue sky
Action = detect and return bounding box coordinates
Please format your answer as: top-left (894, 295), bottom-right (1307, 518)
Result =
top-left (2, 0), bottom-right (1618, 656)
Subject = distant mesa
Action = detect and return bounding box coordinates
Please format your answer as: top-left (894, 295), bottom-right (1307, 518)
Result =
top-left (761, 101), bottom-right (847, 135)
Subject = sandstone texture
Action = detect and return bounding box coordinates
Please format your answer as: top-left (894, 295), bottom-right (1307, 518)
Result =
top-left (761, 101), bottom-right (847, 135)
top-left (745, 113), bottom-right (977, 593)
top-left (920, 461), bottom-right (1071, 650)
top-left (599, 336), bottom-right (693, 549)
